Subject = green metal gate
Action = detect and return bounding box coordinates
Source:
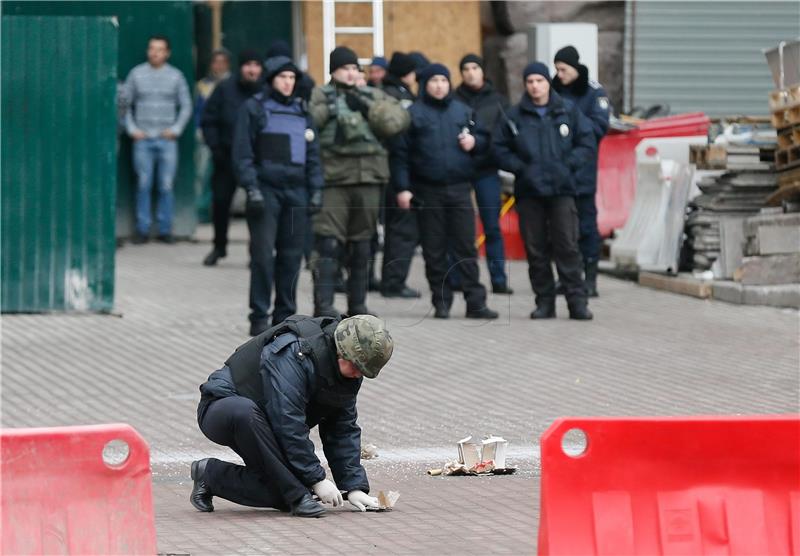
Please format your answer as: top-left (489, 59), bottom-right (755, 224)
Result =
top-left (3, 1), bottom-right (197, 239)
top-left (1, 16), bottom-right (118, 312)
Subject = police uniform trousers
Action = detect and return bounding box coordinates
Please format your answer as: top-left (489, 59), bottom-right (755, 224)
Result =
top-left (415, 182), bottom-right (487, 312)
top-left (575, 193), bottom-right (600, 264)
top-left (380, 185), bottom-right (419, 293)
top-left (517, 195), bottom-right (585, 304)
top-left (247, 184), bottom-right (308, 327)
top-left (210, 153), bottom-right (238, 255)
top-left (197, 396), bottom-right (309, 509)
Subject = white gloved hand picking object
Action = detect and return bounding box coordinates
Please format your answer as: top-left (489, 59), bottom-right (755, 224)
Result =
top-left (312, 479), bottom-right (343, 507)
top-left (347, 490), bottom-right (380, 512)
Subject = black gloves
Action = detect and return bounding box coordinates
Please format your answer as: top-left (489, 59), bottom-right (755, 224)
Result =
top-left (245, 188), bottom-right (265, 218)
top-left (308, 190), bottom-right (323, 215)
top-left (345, 91), bottom-right (371, 118)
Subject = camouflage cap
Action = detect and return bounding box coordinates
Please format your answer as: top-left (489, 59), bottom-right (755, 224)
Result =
top-left (334, 315), bottom-right (394, 378)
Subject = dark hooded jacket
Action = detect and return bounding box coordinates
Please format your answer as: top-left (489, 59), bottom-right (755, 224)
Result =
top-left (492, 91), bottom-right (596, 199)
top-left (381, 73), bottom-right (416, 108)
top-left (231, 56), bottom-right (323, 195)
top-left (198, 324), bottom-right (369, 494)
top-left (552, 65), bottom-right (610, 194)
top-left (454, 80), bottom-right (509, 176)
top-left (201, 71), bottom-right (263, 158)
top-left (390, 86), bottom-right (489, 192)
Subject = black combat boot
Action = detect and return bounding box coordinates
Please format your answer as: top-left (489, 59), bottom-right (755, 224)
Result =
top-left (346, 240), bottom-right (372, 315)
top-left (291, 493), bottom-right (326, 518)
top-left (584, 260), bottom-right (599, 298)
top-left (568, 298), bottom-right (594, 321)
top-left (190, 459), bottom-right (214, 512)
top-left (530, 298), bottom-right (556, 319)
top-left (313, 236), bottom-right (342, 318)
top-left (203, 247), bottom-right (226, 267)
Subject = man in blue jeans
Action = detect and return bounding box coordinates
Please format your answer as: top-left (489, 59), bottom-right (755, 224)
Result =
top-left (453, 54), bottom-right (513, 294)
top-left (124, 35), bottom-right (192, 244)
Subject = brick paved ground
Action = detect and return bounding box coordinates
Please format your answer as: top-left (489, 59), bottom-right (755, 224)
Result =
top-left (3, 220), bottom-right (798, 554)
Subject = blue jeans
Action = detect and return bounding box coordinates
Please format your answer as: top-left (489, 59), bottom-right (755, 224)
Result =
top-left (133, 138), bottom-right (177, 235)
top-left (449, 172), bottom-right (508, 288)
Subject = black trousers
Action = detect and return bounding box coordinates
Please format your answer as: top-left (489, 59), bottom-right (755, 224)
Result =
top-left (416, 183), bottom-right (487, 312)
top-left (198, 396), bottom-right (309, 509)
top-left (247, 185), bottom-right (308, 326)
top-left (381, 186), bottom-right (419, 292)
top-left (517, 196), bottom-right (585, 304)
top-left (211, 154), bottom-right (238, 253)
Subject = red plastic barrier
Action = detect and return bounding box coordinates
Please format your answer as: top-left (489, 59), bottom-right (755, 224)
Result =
top-left (597, 113), bottom-right (710, 238)
top-left (1, 424), bottom-right (156, 555)
top-left (538, 416), bottom-right (800, 555)
top-left (477, 206), bottom-right (527, 260)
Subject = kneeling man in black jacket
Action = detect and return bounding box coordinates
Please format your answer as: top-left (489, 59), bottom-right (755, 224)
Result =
top-left (191, 314), bottom-right (394, 517)
top-left (391, 63), bottom-right (498, 320)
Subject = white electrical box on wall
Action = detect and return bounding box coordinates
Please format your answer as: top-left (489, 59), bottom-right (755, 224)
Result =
top-left (527, 23), bottom-right (599, 81)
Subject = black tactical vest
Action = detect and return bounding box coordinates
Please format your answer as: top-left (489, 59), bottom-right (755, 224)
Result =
top-left (224, 315), bottom-right (360, 408)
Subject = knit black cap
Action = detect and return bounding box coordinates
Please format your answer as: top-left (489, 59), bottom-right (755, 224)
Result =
top-left (330, 46), bottom-right (359, 72)
top-left (459, 53), bottom-right (484, 71)
top-left (417, 62), bottom-right (450, 85)
top-left (523, 61), bottom-right (551, 83)
top-left (388, 52), bottom-right (416, 78)
top-left (266, 39), bottom-right (292, 60)
top-left (554, 45), bottom-right (580, 70)
top-left (264, 55), bottom-right (298, 83)
top-left (238, 49), bottom-right (261, 67)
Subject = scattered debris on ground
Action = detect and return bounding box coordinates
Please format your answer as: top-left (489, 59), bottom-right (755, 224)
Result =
top-left (427, 435), bottom-right (516, 477)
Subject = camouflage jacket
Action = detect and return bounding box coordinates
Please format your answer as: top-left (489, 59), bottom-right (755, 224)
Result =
top-left (309, 81), bottom-right (410, 186)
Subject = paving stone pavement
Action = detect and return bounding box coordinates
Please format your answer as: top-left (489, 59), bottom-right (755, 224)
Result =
top-left (2, 220), bottom-right (798, 555)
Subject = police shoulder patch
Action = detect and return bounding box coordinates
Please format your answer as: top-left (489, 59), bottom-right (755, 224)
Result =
top-left (598, 97), bottom-right (609, 110)
top-left (559, 123), bottom-right (570, 137)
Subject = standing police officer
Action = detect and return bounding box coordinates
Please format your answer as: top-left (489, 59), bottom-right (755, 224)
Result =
top-left (454, 53), bottom-right (513, 295)
top-left (309, 47), bottom-right (409, 317)
top-left (191, 314), bottom-right (394, 517)
top-left (493, 62), bottom-right (595, 321)
top-left (392, 63), bottom-right (498, 320)
top-left (201, 49), bottom-right (264, 267)
top-left (233, 56), bottom-right (324, 336)
top-left (380, 52), bottom-right (422, 299)
top-left (552, 46), bottom-right (610, 297)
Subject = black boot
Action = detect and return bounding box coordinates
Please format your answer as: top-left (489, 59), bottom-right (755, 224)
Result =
top-left (584, 260), bottom-right (599, 298)
top-left (346, 240), bottom-right (372, 315)
top-left (190, 459), bottom-right (214, 512)
top-left (312, 236), bottom-right (342, 317)
top-left (530, 298), bottom-right (556, 319)
top-left (203, 247), bottom-right (226, 267)
top-left (291, 493), bottom-right (326, 518)
top-left (466, 307), bottom-right (499, 319)
top-left (568, 298), bottom-right (594, 320)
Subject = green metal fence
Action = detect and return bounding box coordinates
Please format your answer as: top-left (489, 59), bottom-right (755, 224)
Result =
top-left (3, 1), bottom-right (197, 239)
top-left (1, 16), bottom-right (118, 312)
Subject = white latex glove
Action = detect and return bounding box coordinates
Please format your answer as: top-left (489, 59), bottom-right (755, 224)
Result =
top-left (312, 479), bottom-right (343, 507)
top-left (347, 490), bottom-right (380, 512)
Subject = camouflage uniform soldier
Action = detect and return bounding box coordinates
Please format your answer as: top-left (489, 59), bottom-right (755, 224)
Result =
top-left (192, 314), bottom-right (394, 518)
top-left (309, 47), bottom-right (410, 317)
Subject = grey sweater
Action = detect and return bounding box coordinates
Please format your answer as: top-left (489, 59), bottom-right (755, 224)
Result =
top-left (124, 62), bottom-right (191, 138)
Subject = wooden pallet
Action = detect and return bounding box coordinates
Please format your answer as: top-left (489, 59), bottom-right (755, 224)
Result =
top-left (769, 84), bottom-right (800, 111)
top-left (689, 144), bottom-right (728, 169)
top-left (775, 145), bottom-right (800, 171)
top-left (771, 101), bottom-right (800, 129)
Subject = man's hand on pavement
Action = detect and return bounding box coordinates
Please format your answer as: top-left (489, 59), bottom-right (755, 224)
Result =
top-left (347, 490), bottom-right (380, 512)
top-left (312, 479), bottom-right (343, 507)
top-left (397, 191), bottom-right (413, 210)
